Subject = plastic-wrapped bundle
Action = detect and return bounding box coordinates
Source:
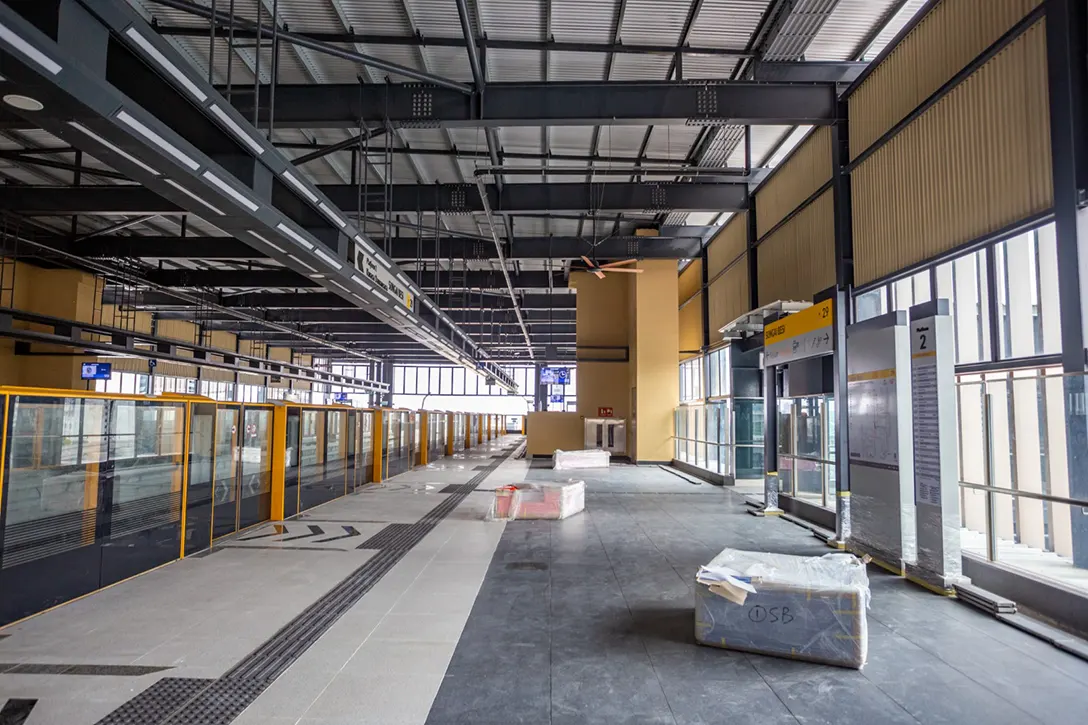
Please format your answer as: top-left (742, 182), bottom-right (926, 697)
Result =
top-left (694, 548), bottom-right (870, 668)
top-left (553, 449), bottom-right (610, 470)
top-left (486, 481), bottom-right (586, 520)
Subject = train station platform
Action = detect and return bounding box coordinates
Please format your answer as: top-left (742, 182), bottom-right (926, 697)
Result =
top-left (1, 434), bottom-right (1085, 725)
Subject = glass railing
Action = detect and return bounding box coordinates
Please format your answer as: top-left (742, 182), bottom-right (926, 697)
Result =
top-left (674, 401), bottom-right (734, 476)
top-left (957, 368), bottom-right (1088, 595)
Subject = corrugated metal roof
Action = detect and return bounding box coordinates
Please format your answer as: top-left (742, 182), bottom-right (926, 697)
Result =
top-left (549, 0), bottom-right (618, 43)
top-left (619, 0), bottom-right (694, 45)
top-left (858, 0), bottom-right (929, 60)
top-left (687, 0), bottom-right (770, 48)
top-left (805, 0), bottom-right (901, 61)
top-left (764, 0), bottom-right (838, 60)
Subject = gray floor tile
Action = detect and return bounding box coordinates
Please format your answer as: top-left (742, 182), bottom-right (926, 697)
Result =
top-left (303, 671), bottom-right (443, 723)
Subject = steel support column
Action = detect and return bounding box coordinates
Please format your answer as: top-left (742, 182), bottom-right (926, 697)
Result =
top-left (1047, 0), bottom-right (1088, 567)
top-left (832, 97), bottom-right (853, 545)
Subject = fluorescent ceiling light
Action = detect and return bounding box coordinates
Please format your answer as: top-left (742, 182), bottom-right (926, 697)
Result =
top-left (247, 230), bottom-right (284, 254)
top-left (202, 170), bottom-right (259, 212)
top-left (396, 307), bottom-right (409, 316)
top-left (318, 202), bottom-right (346, 228)
top-left (351, 275), bottom-right (373, 291)
top-left (276, 223), bottom-right (314, 249)
top-left (281, 170), bottom-right (318, 203)
top-left (67, 121), bottom-right (159, 176)
top-left (378, 256), bottom-right (393, 269)
top-left (116, 110), bottom-right (199, 170)
top-left (287, 254), bottom-right (318, 274)
top-left (124, 28), bottom-right (206, 102)
top-left (164, 178), bottom-right (223, 215)
top-left (313, 248), bottom-right (343, 270)
top-left (372, 289), bottom-right (390, 302)
top-left (0, 22), bottom-right (61, 75)
top-left (209, 104), bottom-right (264, 155)
top-left (330, 280), bottom-right (350, 293)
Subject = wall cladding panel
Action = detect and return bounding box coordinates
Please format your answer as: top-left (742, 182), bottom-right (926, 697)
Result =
top-left (755, 126), bottom-right (833, 236)
top-left (679, 294), bottom-right (703, 360)
top-left (708, 212), bottom-right (747, 275)
top-left (849, 0), bottom-right (1042, 156)
top-left (756, 190), bottom-right (835, 305)
top-left (679, 259), bottom-right (703, 304)
top-left (708, 255), bottom-right (750, 334)
top-left (852, 21), bottom-right (1052, 285)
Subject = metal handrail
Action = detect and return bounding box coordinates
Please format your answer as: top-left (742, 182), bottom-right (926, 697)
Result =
top-left (958, 480), bottom-right (1088, 510)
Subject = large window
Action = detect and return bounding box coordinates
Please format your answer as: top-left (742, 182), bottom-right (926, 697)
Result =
top-left (858, 222), bottom-right (1061, 367)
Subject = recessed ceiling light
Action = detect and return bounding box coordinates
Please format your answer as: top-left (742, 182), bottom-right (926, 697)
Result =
top-left (3, 94), bottom-right (43, 111)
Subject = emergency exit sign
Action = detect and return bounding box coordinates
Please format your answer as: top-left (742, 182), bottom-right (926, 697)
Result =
top-left (598, 407), bottom-right (614, 417)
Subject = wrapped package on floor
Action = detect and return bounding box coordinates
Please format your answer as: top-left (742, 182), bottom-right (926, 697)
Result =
top-left (553, 449), bottom-right (610, 470)
top-left (486, 481), bottom-right (585, 520)
top-left (694, 548), bottom-right (870, 668)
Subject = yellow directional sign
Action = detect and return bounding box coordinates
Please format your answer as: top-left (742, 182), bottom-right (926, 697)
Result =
top-left (764, 299), bottom-right (834, 365)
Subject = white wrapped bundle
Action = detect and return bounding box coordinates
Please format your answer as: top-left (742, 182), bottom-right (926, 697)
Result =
top-left (485, 481), bottom-right (586, 520)
top-left (553, 449), bottom-right (610, 470)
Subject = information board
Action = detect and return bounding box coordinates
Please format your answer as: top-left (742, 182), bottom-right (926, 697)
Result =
top-left (847, 369), bottom-right (899, 467)
top-left (80, 362), bottom-right (112, 380)
top-left (549, 394), bottom-right (565, 403)
top-left (353, 243), bottom-right (414, 310)
top-left (910, 319), bottom-right (942, 506)
top-left (763, 299), bottom-right (833, 366)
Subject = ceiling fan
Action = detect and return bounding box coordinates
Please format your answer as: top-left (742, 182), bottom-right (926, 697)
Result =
top-left (576, 255), bottom-right (644, 280)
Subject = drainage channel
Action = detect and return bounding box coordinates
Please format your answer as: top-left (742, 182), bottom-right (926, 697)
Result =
top-left (93, 438), bottom-right (525, 725)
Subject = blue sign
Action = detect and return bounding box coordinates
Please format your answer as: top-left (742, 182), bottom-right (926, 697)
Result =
top-left (334, 393), bottom-right (349, 404)
top-left (540, 367), bottom-right (570, 385)
top-left (549, 394), bottom-right (565, 403)
top-left (81, 362), bottom-right (112, 380)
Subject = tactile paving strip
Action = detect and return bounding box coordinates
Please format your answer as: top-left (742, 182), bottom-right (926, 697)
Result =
top-left (354, 523), bottom-right (419, 551)
top-left (93, 677), bottom-right (213, 725)
top-left (93, 438), bottom-right (525, 725)
top-left (162, 678), bottom-right (270, 725)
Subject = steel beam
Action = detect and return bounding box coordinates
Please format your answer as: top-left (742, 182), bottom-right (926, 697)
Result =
top-left (57, 234), bottom-right (701, 260)
top-left (221, 82), bottom-right (839, 129)
top-left (322, 181), bottom-right (747, 214)
top-left (140, 268), bottom-right (564, 289)
top-left (109, 290), bottom-right (576, 309)
top-left (1, 182), bottom-right (746, 215)
top-left (156, 23), bottom-right (752, 58)
top-left (154, 308), bottom-right (574, 323)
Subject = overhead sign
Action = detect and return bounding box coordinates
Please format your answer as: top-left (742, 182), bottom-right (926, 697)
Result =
top-left (80, 362), bottom-right (112, 380)
top-left (353, 243), bottom-right (414, 311)
top-left (550, 394), bottom-right (565, 403)
top-left (540, 367), bottom-right (570, 385)
top-left (763, 299), bottom-right (833, 366)
top-left (598, 407), bottom-right (614, 417)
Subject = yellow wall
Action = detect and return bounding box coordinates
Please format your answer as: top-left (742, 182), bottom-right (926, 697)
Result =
top-left (632, 261), bottom-right (680, 462)
top-left (572, 270), bottom-right (631, 419)
top-left (525, 411), bottom-right (583, 456)
top-left (0, 260), bottom-right (102, 389)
